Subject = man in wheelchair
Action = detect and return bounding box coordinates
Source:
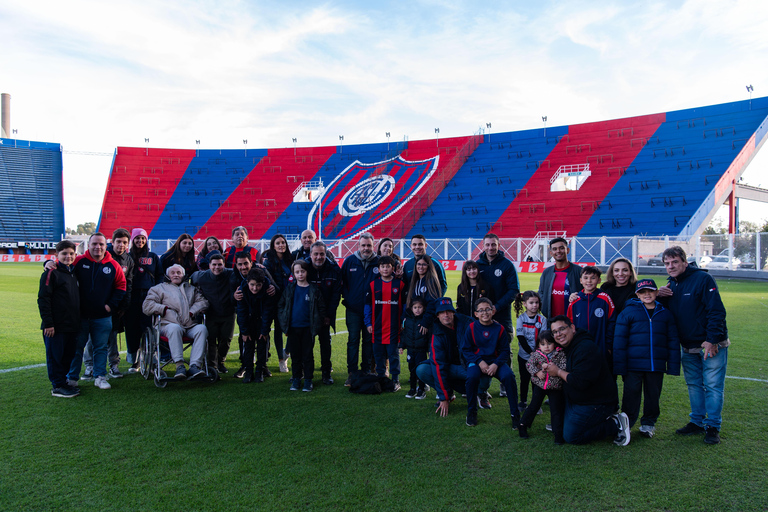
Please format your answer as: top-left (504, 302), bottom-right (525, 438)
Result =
top-left (142, 264), bottom-right (209, 379)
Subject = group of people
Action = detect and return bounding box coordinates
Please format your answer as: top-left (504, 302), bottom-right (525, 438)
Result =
top-left (37, 229), bottom-right (729, 445)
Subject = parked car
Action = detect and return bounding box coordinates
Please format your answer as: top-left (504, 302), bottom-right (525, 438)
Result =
top-left (638, 252), bottom-right (664, 266)
top-left (705, 255), bottom-right (742, 270)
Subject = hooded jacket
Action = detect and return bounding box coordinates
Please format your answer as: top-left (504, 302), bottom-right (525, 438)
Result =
top-left (236, 280), bottom-right (275, 339)
top-left (661, 265), bottom-right (728, 349)
top-left (613, 298), bottom-right (681, 376)
top-left (476, 250), bottom-right (520, 320)
top-left (567, 289), bottom-right (615, 356)
top-left (142, 281), bottom-right (209, 329)
top-left (341, 251), bottom-right (379, 315)
top-left (38, 264), bottom-right (80, 333)
top-left (73, 251), bottom-right (127, 319)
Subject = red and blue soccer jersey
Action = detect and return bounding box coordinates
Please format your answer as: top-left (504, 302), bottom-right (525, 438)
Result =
top-left (364, 277), bottom-right (406, 345)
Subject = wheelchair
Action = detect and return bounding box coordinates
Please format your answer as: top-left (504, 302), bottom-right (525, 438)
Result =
top-left (138, 314), bottom-right (218, 388)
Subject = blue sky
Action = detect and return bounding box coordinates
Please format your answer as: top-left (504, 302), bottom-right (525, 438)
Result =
top-left (1, 0), bottom-right (767, 227)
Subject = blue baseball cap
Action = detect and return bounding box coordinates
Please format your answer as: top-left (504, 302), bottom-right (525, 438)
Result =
top-left (435, 297), bottom-right (456, 314)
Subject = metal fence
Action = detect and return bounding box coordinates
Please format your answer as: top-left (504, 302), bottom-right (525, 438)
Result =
top-left (148, 232), bottom-right (768, 272)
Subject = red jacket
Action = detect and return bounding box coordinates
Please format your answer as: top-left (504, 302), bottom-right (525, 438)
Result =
top-left (73, 251), bottom-right (127, 319)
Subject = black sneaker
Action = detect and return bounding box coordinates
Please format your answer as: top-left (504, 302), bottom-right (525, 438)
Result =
top-left (174, 364), bottom-right (187, 380)
top-left (51, 387), bottom-right (78, 398)
top-left (302, 379), bottom-right (314, 392)
top-left (253, 372), bottom-right (265, 383)
top-left (218, 362), bottom-right (228, 374)
top-left (322, 372), bottom-right (333, 385)
top-left (499, 384), bottom-right (507, 398)
top-left (392, 381), bottom-right (401, 392)
top-left (704, 427), bottom-right (721, 445)
top-left (511, 415), bottom-right (520, 431)
top-left (234, 367), bottom-right (246, 379)
top-left (263, 367), bottom-right (272, 378)
top-left (344, 376), bottom-right (352, 387)
top-left (466, 411), bottom-right (478, 427)
top-left (108, 365), bottom-right (123, 379)
top-left (518, 425), bottom-right (529, 439)
top-left (187, 365), bottom-right (205, 379)
top-left (289, 379), bottom-right (301, 391)
top-left (518, 401), bottom-right (527, 415)
top-left (478, 395), bottom-right (492, 410)
top-left (405, 388), bottom-right (417, 398)
top-left (242, 370), bottom-right (254, 384)
top-left (414, 388), bottom-right (427, 400)
top-left (676, 422), bottom-right (705, 436)
top-left (128, 362), bottom-right (140, 374)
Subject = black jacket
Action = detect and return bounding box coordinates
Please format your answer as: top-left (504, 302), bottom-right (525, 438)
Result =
top-left (73, 251), bottom-right (127, 319)
top-left (661, 266), bottom-right (728, 349)
top-left (236, 281), bottom-right (275, 339)
top-left (277, 282), bottom-right (326, 337)
top-left (38, 264), bottom-right (80, 333)
top-left (476, 250), bottom-right (520, 320)
top-left (561, 329), bottom-right (618, 407)
top-left (307, 259), bottom-right (343, 331)
top-left (191, 268), bottom-right (236, 317)
top-left (400, 311), bottom-right (429, 351)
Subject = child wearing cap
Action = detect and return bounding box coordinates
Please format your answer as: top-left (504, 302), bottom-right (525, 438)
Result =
top-left (613, 279), bottom-right (681, 438)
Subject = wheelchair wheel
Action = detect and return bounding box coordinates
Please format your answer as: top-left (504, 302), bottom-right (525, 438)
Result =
top-left (206, 367), bottom-right (219, 383)
top-left (154, 369), bottom-right (167, 388)
top-left (139, 327), bottom-right (154, 380)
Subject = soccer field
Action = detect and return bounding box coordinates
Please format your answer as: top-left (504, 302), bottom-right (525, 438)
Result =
top-left (1, 263), bottom-right (767, 511)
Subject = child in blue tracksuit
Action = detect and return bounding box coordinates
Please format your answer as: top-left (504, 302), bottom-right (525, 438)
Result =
top-left (462, 297), bottom-right (520, 428)
top-left (613, 279), bottom-right (681, 437)
top-left (567, 266), bottom-right (615, 366)
top-left (399, 298), bottom-right (430, 399)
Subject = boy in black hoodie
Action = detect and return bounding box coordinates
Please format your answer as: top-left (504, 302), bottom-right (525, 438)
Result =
top-left (38, 240), bottom-right (81, 398)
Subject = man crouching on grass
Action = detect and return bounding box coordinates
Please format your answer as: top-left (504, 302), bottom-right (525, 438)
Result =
top-left (544, 316), bottom-right (631, 446)
top-left (143, 264), bottom-right (209, 379)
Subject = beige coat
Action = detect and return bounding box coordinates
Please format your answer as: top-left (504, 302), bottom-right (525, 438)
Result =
top-left (142, 282), bottom-right (208, 328)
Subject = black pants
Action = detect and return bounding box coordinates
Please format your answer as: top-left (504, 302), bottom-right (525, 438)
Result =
top-left (44, 332), bottom-right (78, 388)
top-left (318, 324), bottom-right (332, 375)
top-left (124, 294), bottom-right (152, 358)
top-left (406, 349), bottom-right (427, 389)
top-left (521, 386), bottom-right (565, 443)
top-left (288, 326), bottom-right (315, 381)
top-left (346, 310), bottom-right (372, 374)
top-left (242, 335), bottom-right (270, 375)
top-left (267, 312), bottom-right (286, 360)
top-left (518, 355), bottom-right (532, 403)
top-left (206, 314), bottom-right (235, 368)
top-left (622, 371), bottom-right (665, 428)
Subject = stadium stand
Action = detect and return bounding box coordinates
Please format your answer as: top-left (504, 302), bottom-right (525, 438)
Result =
top-left (97, 97), bottom-right (768, 242)
top-left (0, 140), bottom-right (64, 242)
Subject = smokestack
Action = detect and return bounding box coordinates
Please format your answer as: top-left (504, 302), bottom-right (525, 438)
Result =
top-left (0, 93), bottom-right (9, 138)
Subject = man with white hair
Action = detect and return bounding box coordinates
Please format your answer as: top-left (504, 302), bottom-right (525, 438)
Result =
top-left (143, 264), bottom-right (210, 379)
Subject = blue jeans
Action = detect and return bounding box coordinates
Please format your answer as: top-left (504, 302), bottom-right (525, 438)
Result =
top-left (416, 361), bottom-right (467, 401)
top-left (466, 363), bottom-right (516, 417)
top-left (373, 342), bottom-right (400, 380)
top-left (681, 346), bottom-right (728, 430)
top-left (68, 317), bottom-right (113, 380)
top-left (346, 310), bottom-right (372, 374)
top-left (82, 329), bottom-right (120, 369)
top-left (563, 401), bottom-right (618, 445)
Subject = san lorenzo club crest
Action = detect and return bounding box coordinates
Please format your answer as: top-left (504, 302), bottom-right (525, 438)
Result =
top-left (307, 155), bottom-right (439, 240)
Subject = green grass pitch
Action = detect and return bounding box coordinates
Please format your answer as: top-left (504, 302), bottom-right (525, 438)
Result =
top-left (1, 263), bottom-right (767, 511)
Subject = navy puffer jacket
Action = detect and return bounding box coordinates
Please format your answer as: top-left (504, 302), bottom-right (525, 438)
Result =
top-left (613, 299), bottom-right (681, 376)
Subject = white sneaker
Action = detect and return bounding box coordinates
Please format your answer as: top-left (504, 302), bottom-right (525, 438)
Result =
top-left (94, 376), bottom-right (112, 390)
top-left (279, 359), bottom-right (289, 373)
top-left (639, 425), bottom-right (656, 438)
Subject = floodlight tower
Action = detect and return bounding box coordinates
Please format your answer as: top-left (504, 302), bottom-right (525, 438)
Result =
top-left (486, 122), bottom-right (492, 144)
top-left (542, 116), bottom-right (547, 137)
top-left (435, 127), bottom-right (440, 148)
